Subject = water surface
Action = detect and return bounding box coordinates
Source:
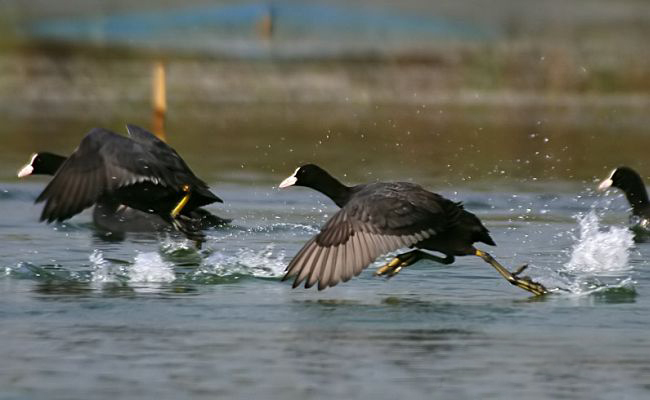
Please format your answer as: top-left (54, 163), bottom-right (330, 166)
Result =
top-left (1, 98), bottom-right (650, 399)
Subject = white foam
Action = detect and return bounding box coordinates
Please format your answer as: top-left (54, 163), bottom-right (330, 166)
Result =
top-left (200, 244), bottom-right (286, 278)
top-left (247, 223), bottom-right (321, 235)
top-left (159, 237), bottom-right (194, 253)
top-left (551, 211), bottom-right (636, 296)
top-left (564, 211), bottom-right (634, 274)
top-left (128, 252), bottom-right (176, 283)
top-left (89, 250), bottom-right (118, 283)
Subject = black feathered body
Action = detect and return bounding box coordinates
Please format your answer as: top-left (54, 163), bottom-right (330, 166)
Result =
top-left (92, 197), bottom-right (169, 232)
top-left (283, 170), bottom-right (495, 290)
top-left (318, 182), bottom-right (494, 255)
top-left (24, 148), bottom-right (228, 233)
top-left (36, 127), bottom-right (221, 224)
top-left (92, 197), bottom-right (229, 233)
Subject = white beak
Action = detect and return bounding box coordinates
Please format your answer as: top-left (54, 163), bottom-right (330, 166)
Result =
top-left (598, 169), bottom-right (616, 191)
top-left (17, 153), bottom-right (38, 178)
top-left (17, 164), bottom-right (34, 178)
top-left (279, 176), bottom-right (297, 189)
top-left (279, 167), bottom-right (300, 189)
top-left (598, 178), bottom-right (613, 191)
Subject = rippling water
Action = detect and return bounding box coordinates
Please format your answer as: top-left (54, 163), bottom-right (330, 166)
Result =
top-left (2, 175), bottom-right (650, 399)
top-left (2, 77), bottom-right (650, 399)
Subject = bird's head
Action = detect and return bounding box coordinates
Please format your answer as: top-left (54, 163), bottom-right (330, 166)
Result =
top-left (17, 152), bottom-right (67, 178)
top-left (279, 164), bottom-right (329, 189)
top-left (598, 166), bottom-right (644, 193)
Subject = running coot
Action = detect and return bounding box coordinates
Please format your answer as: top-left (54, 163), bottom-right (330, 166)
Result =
top-left (279, 164), bottom-right (547, 295)
top-left (21, 124), bottom-right (224, 242)
top-left (18, 151), bottom-right (229, 233)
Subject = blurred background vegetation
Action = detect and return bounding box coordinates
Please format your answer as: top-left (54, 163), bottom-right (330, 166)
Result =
top-left (1, 0), bottom-right (649, 184)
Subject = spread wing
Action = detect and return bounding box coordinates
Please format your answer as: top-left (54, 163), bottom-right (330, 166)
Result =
top-left (36, 128), bottom-right (192, 222)
top-left (283, 186), bottom-right (451, 290)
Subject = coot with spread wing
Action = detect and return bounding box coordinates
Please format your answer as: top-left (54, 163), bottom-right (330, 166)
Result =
top-left (279, 164), bottom-right (547, 295)
top-left (24, 124), bottom-right (224, 242)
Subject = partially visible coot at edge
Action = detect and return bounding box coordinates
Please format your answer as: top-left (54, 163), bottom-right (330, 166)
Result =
top-left (599, 166), bottom-right (650, 241)
top-left (278, 164), bottom-right (548, 296)
top-left (18, 124), bottom-right (229, 244)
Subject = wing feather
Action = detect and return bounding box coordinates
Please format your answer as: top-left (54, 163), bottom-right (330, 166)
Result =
top-left (319, 246), bottom-right (338, 290)
top-left (305, 247), bottom-right (327, 289)
top-left (284, 182), bottom-right (466, 290)
top-left (285, 211), bottom-right (436, 290)
top-left (329, 245), bottom-right (344, 288)
top-left (283, 237), bottom-right (316, 278)
top-left (341, 238), bottom-right (355, 283)
top-left (294, 245), bottom-right (322, 289)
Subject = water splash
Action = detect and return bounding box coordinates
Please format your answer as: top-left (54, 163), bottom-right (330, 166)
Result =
top-left (565, 211), bottom-right (634, 274)
top-left (194, 244), bottom-right (286, 280)
top-left (159, 237), bottom-right (195, 254)
top-left (553, 211), bottom-right (636, 296)
top-left (89, 250), bottom-right (117, 283)
top-left (248, 223), bottom-right (320, 235)
top-left (128, 252), bottom-right (176, 283)
top-left (91, 250), bottom-right (177, 285)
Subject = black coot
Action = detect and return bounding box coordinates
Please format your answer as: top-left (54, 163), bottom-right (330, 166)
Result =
top-left (22, 124), bottom-right (224, 242)
top-left (279, 164), bottom-right (547, 295)
top-left (18, 152), bottom-right (229, 233)
top-left (599, 166), bottom-right (650, 234)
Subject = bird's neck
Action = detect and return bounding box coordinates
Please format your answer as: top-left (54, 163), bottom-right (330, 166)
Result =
top-left (625, 186), bottom-right (650, 215)
top-left (37, 153), bottom-right (67, 175)
top-left (312, 174), bottom-right (351, 208)
top-left (617, 172), bottom-right (650, 214)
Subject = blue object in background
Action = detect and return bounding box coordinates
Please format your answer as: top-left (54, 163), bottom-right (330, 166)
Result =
top-left (25, 2), bottom-right (495, 58)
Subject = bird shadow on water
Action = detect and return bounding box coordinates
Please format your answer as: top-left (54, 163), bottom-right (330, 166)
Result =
top-left (29, 280), bottom-right (203, 299)
top-left (290, 293), bottom-right (531, 325)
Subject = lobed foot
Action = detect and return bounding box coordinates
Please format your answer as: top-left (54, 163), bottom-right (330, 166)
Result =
top-left (508, 274), bottom-right (547, 296)
top-left (374, 251), bottom-right (420, 278)
top-left (507, 264), bottom-right (548, 295)
top-left (475, 250), bottom-right (548, 296)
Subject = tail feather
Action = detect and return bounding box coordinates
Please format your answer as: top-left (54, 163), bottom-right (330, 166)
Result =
top-left (479, 229), bottom-right (496, 246)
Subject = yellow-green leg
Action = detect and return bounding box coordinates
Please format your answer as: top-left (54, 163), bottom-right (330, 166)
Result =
top-left (171, 184), bottom-right (191, 218)
top-left (375, 250), bottom-right (453, 278)
top-left (475, 249), bottom-right (548, 296)
top-left (168, 184), bottom-right (205, 247)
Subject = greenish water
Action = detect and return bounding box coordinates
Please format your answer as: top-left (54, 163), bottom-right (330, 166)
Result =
top-left (1, 100), bottom-right (650, 399)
